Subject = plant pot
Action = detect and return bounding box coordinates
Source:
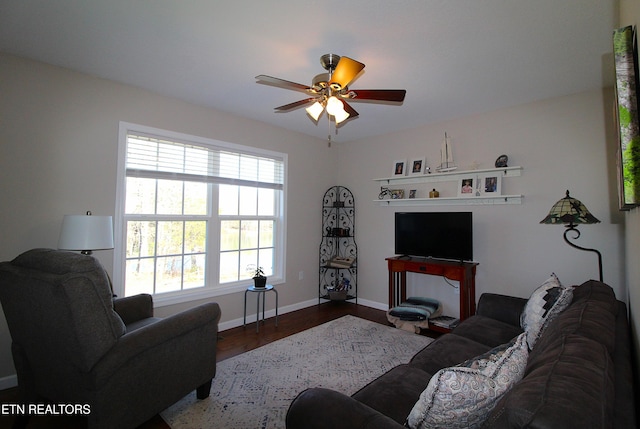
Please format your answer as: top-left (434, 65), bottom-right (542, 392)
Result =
top-left (253, 276), bottom-right (267, 289)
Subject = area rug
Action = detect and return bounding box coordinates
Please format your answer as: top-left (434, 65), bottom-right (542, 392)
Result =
top-left (161, 315), bottom-right (433, 429)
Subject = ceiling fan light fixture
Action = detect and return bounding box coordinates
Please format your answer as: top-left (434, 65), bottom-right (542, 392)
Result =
top-left (333, 108), bottom-right (350, 124)
top-left (325, 96), bottom-right (343, 116)
top-left (256, 53), bottom-right (406, 131)
top-left (305, 101), bottom-right (325, 121)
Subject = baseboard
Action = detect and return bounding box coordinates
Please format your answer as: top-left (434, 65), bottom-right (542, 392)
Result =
top-left (0, 374), bottom-right (17, 390)
top-left (218, 297), bottom-right (388, 331)
top-left (356, 298), bottom-right (389, 312)
top-left (218, 298), bottom-right (319, 331)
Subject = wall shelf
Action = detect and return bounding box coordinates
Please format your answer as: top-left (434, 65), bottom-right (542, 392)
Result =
top-left (374, 166), bottom-right (523, 206)
top-left (374, 195), bottom-right (523, 206)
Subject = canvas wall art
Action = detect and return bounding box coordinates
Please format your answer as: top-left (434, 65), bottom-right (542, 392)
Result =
top-left (613, 25), bottom-right (640, 209)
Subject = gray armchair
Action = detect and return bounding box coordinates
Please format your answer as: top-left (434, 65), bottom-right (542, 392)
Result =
top-left (0, 248), bottom-right (221, 429)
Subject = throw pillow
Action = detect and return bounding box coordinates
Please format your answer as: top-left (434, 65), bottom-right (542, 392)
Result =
top-left (406, 333), bottom-right (528, 429)
top-left (520, 273), bottom-right (573, 349)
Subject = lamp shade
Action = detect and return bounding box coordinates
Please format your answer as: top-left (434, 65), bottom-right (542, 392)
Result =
top-left (540, 190), bottom-right (600, 225)
top-left (333, 107), bottom-right (350, 124)
top-left (305, 101), bottom-right (324, 121)
top-left (58, 212), bottom-right (114, 253)
top-left (325, 96), bottom-right (343, 116)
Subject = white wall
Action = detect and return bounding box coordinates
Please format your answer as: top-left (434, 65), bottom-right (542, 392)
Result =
top-left (336, 89), bottom-right (625, 310)
top-left (0, 53), bottom-right (334, 382)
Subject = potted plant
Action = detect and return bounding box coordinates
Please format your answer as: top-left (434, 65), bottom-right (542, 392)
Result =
top-left (252, 266), bottom-right (267, 289)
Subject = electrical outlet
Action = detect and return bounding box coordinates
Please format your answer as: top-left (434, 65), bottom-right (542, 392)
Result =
top-left (299, 271), bottom-right (304, 280)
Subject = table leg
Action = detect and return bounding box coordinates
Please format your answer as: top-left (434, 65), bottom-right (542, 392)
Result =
top-left (274, 288), bottom-right (278, 326)
top-left (255, 291), bottom-right (261, 333)
top-left (243, 289), bottom-right (248, 326)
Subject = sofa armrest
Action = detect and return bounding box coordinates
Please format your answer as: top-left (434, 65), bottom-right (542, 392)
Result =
top-left (90, 302), bottom-right (221, 387)
top-left (476, 293), bottom-right (527, 327)
top-left (113, 294), bottom-right (154, 325)
top-left (286, 388), bottom-right (406, 429)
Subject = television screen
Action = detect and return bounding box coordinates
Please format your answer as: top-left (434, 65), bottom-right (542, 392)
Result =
top-left (394, 212), bottom-right (473, 261)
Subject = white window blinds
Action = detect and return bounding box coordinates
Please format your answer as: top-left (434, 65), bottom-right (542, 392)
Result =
top-left (126, 133), bottom-right (285, 190)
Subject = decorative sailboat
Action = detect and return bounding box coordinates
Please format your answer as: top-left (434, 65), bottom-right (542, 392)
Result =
top-left (437, 132), bottom-right (457, 172)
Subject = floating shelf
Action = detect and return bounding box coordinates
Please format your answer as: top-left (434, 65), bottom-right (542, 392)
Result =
top-left (374, 194), bottom-right (523, 206)
top-left (374, 166), bottom-right (522, 185)
top-left (373, 166), bottom-right (523, 206)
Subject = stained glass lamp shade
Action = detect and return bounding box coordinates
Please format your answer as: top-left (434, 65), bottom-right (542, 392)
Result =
top-left (540, 190), bottom-right (602, 281)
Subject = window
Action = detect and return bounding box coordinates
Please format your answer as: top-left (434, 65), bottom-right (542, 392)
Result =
top-left (114, 123), bottom-right (286, 305)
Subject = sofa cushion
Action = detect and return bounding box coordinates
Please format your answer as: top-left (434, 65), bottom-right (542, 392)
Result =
top-left (351, 364), bottom-right (433, 424)
top-left (520, 273), bottom-right (573, 349)
top-left (452, 314), bottom-right (524, 348)
top-left (407, 333), bottom-right (528, 429)
top-left (484, 334), bottom-right (614, 429)
top-left (533, 280), bottom-right (618, 356)
top-left (409, 334), bottom-right (493, 375)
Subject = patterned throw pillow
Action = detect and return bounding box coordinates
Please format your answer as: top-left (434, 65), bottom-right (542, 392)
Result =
top-left (520, 273), bottom-right (573, 349)
top-left (406, 333), bottom-right (528, 429)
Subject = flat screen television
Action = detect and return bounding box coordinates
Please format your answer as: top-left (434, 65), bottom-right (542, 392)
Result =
top-left (394, 212), bottom-right (473, 261)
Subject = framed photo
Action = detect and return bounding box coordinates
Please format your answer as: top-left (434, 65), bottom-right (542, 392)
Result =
top-left (409, 189), bottom-right (417, 199)
top-left (390, 189), bottom-right (405, 199)
top-left (392, 160), bottom-right (407, 176)
top-left (477, 173), bottom-right (502, 196)
top-left (613, 26), bottom-right (640, 209)
top-left (409, 157), bottom-right (425, 175)
top-left (457, 177), bottom-right (475, 197)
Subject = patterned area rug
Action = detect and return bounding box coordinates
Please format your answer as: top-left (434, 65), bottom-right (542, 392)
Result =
top-left (161, 315), bottom-right (433, 429)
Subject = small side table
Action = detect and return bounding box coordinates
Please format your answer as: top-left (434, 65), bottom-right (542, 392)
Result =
top-left (243, 284), bottom-right (278, 333)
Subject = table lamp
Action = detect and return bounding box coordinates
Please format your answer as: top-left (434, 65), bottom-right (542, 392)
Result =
top-left (58, 211), bottom-right (114, 255)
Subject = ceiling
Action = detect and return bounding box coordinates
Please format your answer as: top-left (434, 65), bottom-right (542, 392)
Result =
top-left (0, 1), bottom-right (617, 143)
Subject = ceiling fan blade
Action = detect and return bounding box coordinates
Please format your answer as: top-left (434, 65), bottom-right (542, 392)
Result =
top-left (341, 100), bottom-right (359, 118)
top-left (274, 98), bottom-right (318, 111)
top-left (256, 75), bottom-right (314, 93)
top-left (346, 89), bottom-right (407, 102)
top-left (329, 57), bottom-right (365, 89)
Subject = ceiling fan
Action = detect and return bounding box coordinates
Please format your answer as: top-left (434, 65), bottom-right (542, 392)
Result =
top-left (256, 53), bottom-right (406, 126)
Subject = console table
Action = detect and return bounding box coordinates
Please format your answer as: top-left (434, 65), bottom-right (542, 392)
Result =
top-left (386, 257), bottom-right (478, 329)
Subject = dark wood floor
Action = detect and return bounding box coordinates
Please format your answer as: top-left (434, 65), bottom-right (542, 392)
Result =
top-left (0, 301), bottom-right (390, 429)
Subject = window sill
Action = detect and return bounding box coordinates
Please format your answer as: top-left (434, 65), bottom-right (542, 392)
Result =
top-left (149, 277), bottom-right (284, 308)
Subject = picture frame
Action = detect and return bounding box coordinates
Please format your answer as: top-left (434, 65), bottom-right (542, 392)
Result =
top-left (409, 157), bottom-right (425, 175)
top-left (390, 189), bottom-right (405, 199)
top-left (458, 177), bottom-right (475, 197)
top-left (409, 189), bottom-right (417, 199)
top-left (613, 25), bottom-right (640, 210)
top-left (477, 173), bottom-right (502, 196)
top-left (392, 160), bottom-right (407, 176)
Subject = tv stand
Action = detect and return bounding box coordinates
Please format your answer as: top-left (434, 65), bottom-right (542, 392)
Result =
top-left (386, 256), bottom-right (478, 331)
